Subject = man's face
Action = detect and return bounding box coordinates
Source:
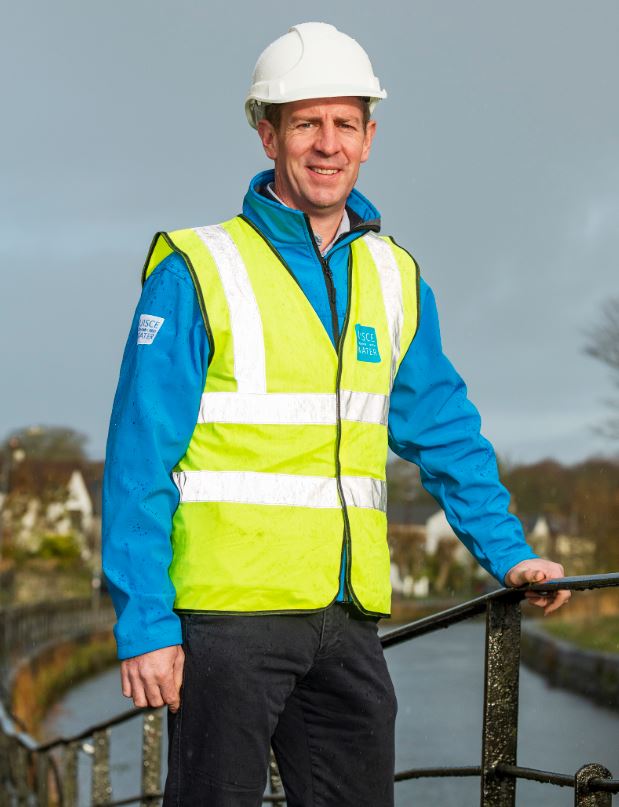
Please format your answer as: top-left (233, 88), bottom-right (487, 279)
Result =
top-left (257, 97), bottom-right (376, 216)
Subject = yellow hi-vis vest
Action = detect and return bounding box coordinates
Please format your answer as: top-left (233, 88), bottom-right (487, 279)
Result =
top-left (143, 215), bottom-right (419, 616)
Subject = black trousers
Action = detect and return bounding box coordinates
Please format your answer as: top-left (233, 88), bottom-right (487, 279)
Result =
top-left (163, 603), bottom-right (397, 807)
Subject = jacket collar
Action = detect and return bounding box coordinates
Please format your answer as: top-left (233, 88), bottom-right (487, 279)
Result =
top-left (241, 169), bottom-right (381, 254)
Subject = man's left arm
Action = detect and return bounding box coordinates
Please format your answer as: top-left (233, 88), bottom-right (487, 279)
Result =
top-left (388, 277), bottom-right (570, 615)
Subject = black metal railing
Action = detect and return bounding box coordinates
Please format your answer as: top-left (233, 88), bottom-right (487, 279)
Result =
top-left (1, 574), bottom-right (619, 805)
top-left (0, 597), bottom-right (115, 685)
top-left (382, 573), bottom-right (619, 806)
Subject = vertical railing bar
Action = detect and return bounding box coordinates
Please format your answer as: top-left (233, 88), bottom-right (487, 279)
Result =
top-left (36, 752), bottom-right (50, 805)
top-left (0, 730), bottom-right (12, 807)
top-left (47, 752), bottom-right (64, 807)
top-left (268, 748), bottom-right (285, 806)
top-left (63, 740), bottom-right (80, 807)
top-left (92, 728), bottom-right (113, 806)
top-left (14, 744), bottom-right (31, 806)
top-left (140, 710), bottom-right (163, 806)
top-left (480, 594), bottom-right (521, 807)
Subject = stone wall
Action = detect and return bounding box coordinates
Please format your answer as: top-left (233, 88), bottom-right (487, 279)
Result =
top-left (521, 621), bottom-right (619, 711)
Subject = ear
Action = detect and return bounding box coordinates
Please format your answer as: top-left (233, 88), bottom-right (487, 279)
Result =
top-left (360, 119), bottom-right (377, 164)
top-left (257, 119), bottom-right (279, 161)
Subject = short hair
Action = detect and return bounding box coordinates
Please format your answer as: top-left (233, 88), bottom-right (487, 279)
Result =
top-left (263, 100), bottom-right (371, 132)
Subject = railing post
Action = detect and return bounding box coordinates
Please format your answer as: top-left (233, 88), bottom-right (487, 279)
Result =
top-left (575, 763), bottom-right (612, 806)
top-left (0, 730), bottom-right (10, 807)
top-left (14, 744), bottom-right (31, 806)
top-left (141, 709), bottom-right (163, 806)
top-left (63, 740), bottom-right (80, 807)
top-left (480, 594), bottom-right (521, 806)
top-left (36, 752), bottom-right (50, 805)
top-left (268, 748), bottom-right (285, 806)
top-left (0, 728), bottom-right (13, 807)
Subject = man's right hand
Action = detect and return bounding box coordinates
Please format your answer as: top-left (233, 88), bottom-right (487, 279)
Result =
top-left (120, 644), bottom-right (185, 712)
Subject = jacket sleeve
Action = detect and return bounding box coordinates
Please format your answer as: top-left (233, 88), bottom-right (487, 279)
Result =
top-left (102, 253), bottom-right (209, 659)
top-left (388, 277), bottom-right (538, 585)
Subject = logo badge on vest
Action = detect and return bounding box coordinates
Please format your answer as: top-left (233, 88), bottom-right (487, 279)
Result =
top-left (355, 324), bottom-right (381, 363)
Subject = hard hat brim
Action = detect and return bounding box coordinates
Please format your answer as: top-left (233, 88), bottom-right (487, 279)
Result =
top-left (245, 88), bottom-right (387, 129)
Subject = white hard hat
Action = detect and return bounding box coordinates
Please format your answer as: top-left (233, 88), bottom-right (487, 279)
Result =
top-left (245, 22), bottom-right (387, 129)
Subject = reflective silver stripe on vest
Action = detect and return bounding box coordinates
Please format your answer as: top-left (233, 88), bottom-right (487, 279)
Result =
top-left (363, 234), bottom-right (404, 387)
top-left (193, 225), bottom-right (266, 393)
top-left (341, 475), bottom-right (387, 512)
top-left (173, 470), bottom-right (386, 511)
top-left (197, 390), bottom-right (389, 426)
top-left (340, 389), bottom-right (389, 425)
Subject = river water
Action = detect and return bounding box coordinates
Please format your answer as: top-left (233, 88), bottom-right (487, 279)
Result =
top-left (42, 621), bottom-right (619, 805)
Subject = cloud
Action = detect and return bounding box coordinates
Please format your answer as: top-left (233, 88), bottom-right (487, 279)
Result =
top-left (581, 194), bottom-right (619, 245)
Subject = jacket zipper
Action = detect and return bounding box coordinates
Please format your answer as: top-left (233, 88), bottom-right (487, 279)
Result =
top-left (304, 215), bottom-right (363, 608)
top-left (322, 264), bottom-right (340, 343)
top-left (303, 212), bottom-right (344, 339)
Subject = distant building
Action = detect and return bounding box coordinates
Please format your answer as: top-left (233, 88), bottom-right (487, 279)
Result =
top-left (518, 512), bottom-right (595, 573)
top-left (2, 460), bottom-right (103, 558)
top-left (425, 509), bottom-right (468, 564)
top-left (387, 501), bottom-right (433, 596)
top-left (387, 497), bottom-right (499, 596)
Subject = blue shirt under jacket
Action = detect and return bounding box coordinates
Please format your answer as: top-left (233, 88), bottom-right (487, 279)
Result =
top-left (102, 169), bottom-right (538, 660)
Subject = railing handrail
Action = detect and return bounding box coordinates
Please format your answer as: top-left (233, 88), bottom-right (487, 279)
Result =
top-left (381, 571), bottom-right (619, 648)
top-left (0, 703), bottom-right (148, 754)
top-left (2, 572), bottom-right (619, 805)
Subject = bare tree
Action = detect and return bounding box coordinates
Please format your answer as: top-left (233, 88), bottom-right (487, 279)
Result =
top-left (585, 296), bottom-right (619, 440)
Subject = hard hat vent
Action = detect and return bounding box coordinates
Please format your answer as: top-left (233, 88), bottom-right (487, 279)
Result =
top-left (253, 28), bottom-right (304, 88)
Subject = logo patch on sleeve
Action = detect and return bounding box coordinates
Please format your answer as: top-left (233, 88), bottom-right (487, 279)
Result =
top-left (355, 324), bottom-right (381, 363)
top-left (137, 314), bottom-right (165, 345)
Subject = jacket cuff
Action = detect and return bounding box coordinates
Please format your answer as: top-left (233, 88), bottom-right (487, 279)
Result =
top-left (115, 622), bottom-right (183, 660)
top-left (497, 551), bottom-right (541, 588)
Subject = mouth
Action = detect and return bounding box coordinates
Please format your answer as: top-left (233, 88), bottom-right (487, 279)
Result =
top-left (307, 167), bottom-right (341, 176)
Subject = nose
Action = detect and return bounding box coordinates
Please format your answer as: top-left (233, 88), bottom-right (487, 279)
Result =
top-left (314, 120), bottom-right (339, 156)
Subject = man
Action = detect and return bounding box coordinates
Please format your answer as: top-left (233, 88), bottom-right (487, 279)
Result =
top-left (103, 22), bottom-right (570, 807)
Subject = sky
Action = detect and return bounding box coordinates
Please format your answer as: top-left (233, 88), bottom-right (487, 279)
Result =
top-left (1, 0), bottom-right (618, 464)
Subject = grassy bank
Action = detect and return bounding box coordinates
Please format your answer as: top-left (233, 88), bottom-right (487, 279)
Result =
top-left (541, 616), bottom-right (619, 655)
top-left (12, 631), bottom-right (117, 735)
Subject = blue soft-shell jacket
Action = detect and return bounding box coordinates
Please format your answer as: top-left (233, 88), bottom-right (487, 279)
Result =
top-left (102, 170), bottom-right (537, 660)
